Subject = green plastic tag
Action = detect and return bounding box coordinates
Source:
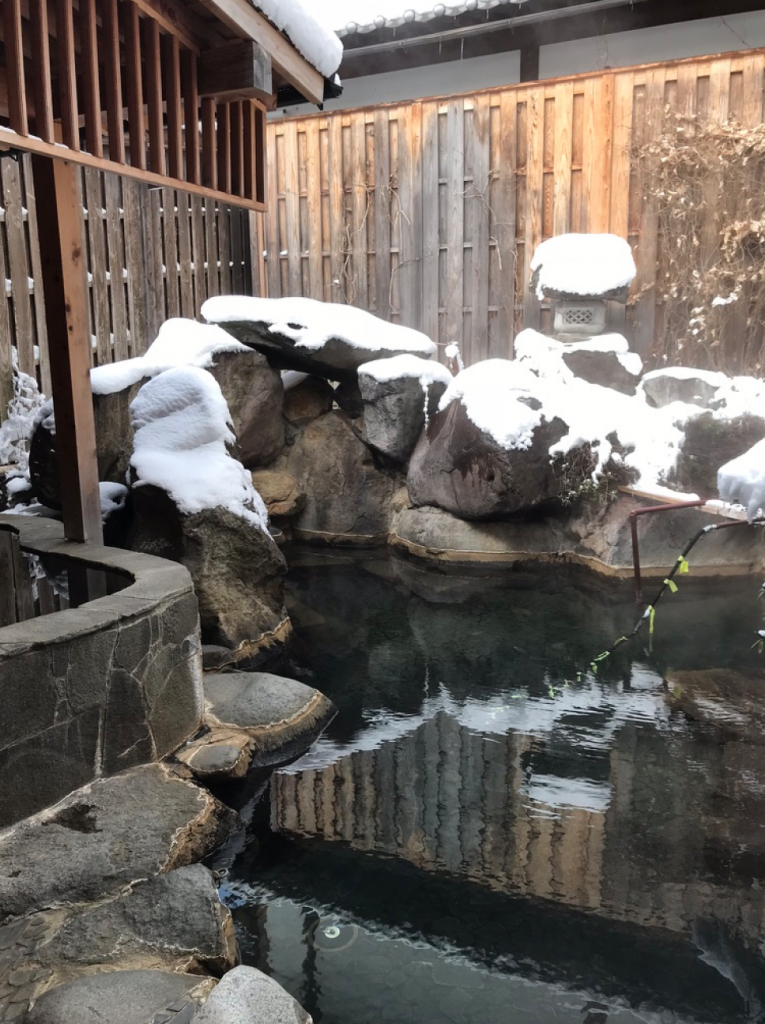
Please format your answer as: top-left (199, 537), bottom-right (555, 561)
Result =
top-left (664, 578), bottom-right (679, 594)
top-left (677, 556), bottom-right (689, 575)
top-left (648, 605), bottom-right (656, 635)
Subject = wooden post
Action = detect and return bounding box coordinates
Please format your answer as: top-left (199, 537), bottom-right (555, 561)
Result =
top-left (31, 155), bottom-right (103, 544)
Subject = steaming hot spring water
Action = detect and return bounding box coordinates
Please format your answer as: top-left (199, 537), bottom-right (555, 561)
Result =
top-left (214, 550), bottom-right (765, 1024)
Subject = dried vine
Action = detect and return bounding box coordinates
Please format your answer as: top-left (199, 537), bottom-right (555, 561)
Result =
top-left (637, 116), bottom-right (765, 374)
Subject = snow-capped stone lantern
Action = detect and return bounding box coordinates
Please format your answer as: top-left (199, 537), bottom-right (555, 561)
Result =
top-left (530, 234), bottom-right (637, 338)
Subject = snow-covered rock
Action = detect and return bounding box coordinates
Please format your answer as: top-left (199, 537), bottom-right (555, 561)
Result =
top-left (127, 367), bottom-right (288, 654)
top-left (358, 354), bottom-right (452, 463)
top-left (639, 367), bottom-right (729, 410)
top-left (718, 438), bottom-right (765, 521)
top-left (516, 329), bottom-right (641, 395)
top-left (530, 233), bottom-right (636, 300)
top-left (202, 296), bottom-right (437, 381)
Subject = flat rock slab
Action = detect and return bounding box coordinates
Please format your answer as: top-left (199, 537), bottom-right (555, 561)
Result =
top-left (0, 764), bottom-right (238, 923)
top-left (177, 731), bottom-right (253, 782)
top-left (193, 966), bottom-right (311, 1024)
top-left (204, 673), bottom-right (336, 768)
top-left (25, 969), bottom-right (215, 1024)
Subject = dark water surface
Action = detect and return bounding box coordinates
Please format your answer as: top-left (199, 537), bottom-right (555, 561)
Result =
top-left (221, 551), bottom-right (765, 1024)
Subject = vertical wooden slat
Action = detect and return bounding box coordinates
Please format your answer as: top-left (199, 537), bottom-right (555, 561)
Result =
top-left (3, 160), bottom-right (34, 376)
top-left (304, 119), bottom-right (323, 300)
top-left (283, 121), bottom-right (302, 296)
top-left (523, 88), bottom-right (543, 331)
top-left (162, 189), bottom-right (180, 317)
top-left (218, 205), bottom-right (231, 294)
top-left (553, 81), bottom-right (573, 236)
top-left (55, 0), bottom-right (79, 150)
top-left (708, 56), bottom-right (732, 124)
top-left (123, 179), bottom-right (149, 355)
top-left (202, 98), bottom-right (218, 191)
top-left (163, 35), bottom-right (184, 180)
top-left (23, 154), bottom-right (51, 395)
top-left (374, 110), bottom-right (391, 319)
top-left (742, 53), bottom-right (765, 127)
top-left (421, 102), bottom-right (439, 345)
top-left (243, 101), bottom-right (255, 201)
top-left (11, 533), bottom-right (34, 622)
top-left (409, 102), bottom-right (424, 333)
top-left (104, 174), bottom-right (129, 360)
top-left (205, 198), bottom-right (220, 298)
top-left (80, 0), bottom-right (103, 157)
top-left (84, 169), bottom-right (111, 365)
top-left (0, 197), bottom-right (14, 414)
top-left (609, 72), bottom-right (633, 239)
top-left (123, 2), bottom-right (146, 171)
top-left (145, 188), bottom-right (165, 335)
top-left (230, 102), bottom-right (245, 198)
top-left (470, 94), bottom-right (490, 361)
top-left (182, 51), bottom-right (201, 185)
top-left (584, 74), bottom-right (613, 233)
top-left (144, 17), bottom-right (166, 176)
top-left (217, 103), bottom-right (232, 195)
top-left (103, 0), bottom-right (125, 165)
top-left (350, 117), bottom-right (369, 308)
top-left (31, 156), bottom-right (102, 543)
top-left (4, 0), bottom-right (28, 135)
top-left (177, 192), bottom-right (194, 314)
top-left (190, 195), bottom-right (208, 309)
top-left (445, 99), bottom-right (465, 347)
top-left (0, 533), bottom-right (17, 626)
top-left (633, 67), bottom-right (665, 355)
top-left (265, 126), bottom-right (281, 298)
top-left (254, 104), bottom-right (266, 205)
top-left (29, 0), bottom-right (54, 143)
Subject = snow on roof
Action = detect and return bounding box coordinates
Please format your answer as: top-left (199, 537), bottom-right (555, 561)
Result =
top-left (530, 233), bottom-right (636, 299)
top-left (358, 353), bottom-right (452, 384)
top-left (718, 438), bottom-right (765, 521)
top-left (325, 0), bottom-right (513, 37)
top-left (253, 0), bottom-right (343, 77)
top-left (130, 366), bottom-right (269, 531)
top-left (203, 295), bottom-right (437, 357)
top-left (91, 318), bottom-right (249, 396)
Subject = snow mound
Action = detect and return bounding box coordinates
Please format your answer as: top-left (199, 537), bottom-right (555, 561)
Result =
top-left (530, 234), bottom-right (636, 299)
top-left (718, 439), bottom-right (765, 521)
top-left (0, 354), bottom-right (46, 467)
top-left (358, 353), bottom-right (452, 385)
top-left (129, 366), bottom-right (268, 531)
top-left (202, 295), bottom-right (436, 357)
top-left (253, 0), bottom-right (343, 78)
top-left (100, 481), bottom-right (128, 518)
top-left (91, 318), bottom-right (249, 396)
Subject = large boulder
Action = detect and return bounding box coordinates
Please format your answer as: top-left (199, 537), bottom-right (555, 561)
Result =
top-left (407, 399), bottom-right (588, 520)
top-left (209, 349), bottom-right (284, 468)
top-left (194, 966), bottom-right (312, 1024)
top-left (285, 411), bottom-right (399, 541)
top-left (130, 492), bottom-right (288, 655)
top-left (0, 763), bottom-right (238, 922)
top-left (203, 295), bottom-right (437, 381)
top-left (283, 375), bottom-right (334, 427)
top-left (250, 469), bottom-right (305, 518)
top-left (561, 347), bottom-right (639, 395)
top-left (358, 355), bottom-right (452, 463)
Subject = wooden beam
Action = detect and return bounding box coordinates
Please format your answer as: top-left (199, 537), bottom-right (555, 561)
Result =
top-left (80, 0), bottom-right (103, 157)
top-left (123, 0), bottom-right (147, 171)
top-left (4, 0), bottom-right (27, 135)
top-left (0, 126), bottom-right (265, 210)
top-left (182, 49), bottom-right (200, 185)
top-left (143, 16), bottom-right (166, 176)
top-left (195, 0), bottom-right (324, 105)
top-left (103, 0), bottom-right (125, 164)
top-left (198, 39), bottom-right (272, 102)
top-left (31, 155), bottom-right (103, 545)
top-left (55, 0), bottom-right (79, 149)
top-left (201, 97), bottom-right (218, 190)
top-left (163, 34), bottom-right (184, 180)
top-left (28, 0), bottom-right (53, 142)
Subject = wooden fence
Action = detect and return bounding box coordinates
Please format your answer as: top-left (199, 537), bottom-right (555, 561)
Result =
top-left (0, 154), bottom-right (254, 411)
top-left (259, 48), bottom-right (765, 367)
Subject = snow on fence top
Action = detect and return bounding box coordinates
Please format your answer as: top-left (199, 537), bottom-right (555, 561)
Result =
top-left (530, 233), bottom-right (636, 300)
top-left (91, 319), bottom-right (249, 396)
top-left (130, 366), bottom-right (269, 531)
top-left (254, 0), bottom-right (343, 77)
top-left (202, 295), bottom-right (437, 357)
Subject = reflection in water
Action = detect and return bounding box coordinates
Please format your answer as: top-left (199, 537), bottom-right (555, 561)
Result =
top-left (224, 553), bottom-right (765, 1024)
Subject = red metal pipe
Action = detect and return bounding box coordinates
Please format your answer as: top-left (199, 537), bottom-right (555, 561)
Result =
top-left (628, 500), bottom-right (706, 604)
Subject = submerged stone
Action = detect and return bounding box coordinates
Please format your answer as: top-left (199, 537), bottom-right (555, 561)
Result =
top-left (665, 668), bottom-right (765, 743)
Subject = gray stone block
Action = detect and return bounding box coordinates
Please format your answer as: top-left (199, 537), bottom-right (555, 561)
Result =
top-left (193, 966), bottom-right (311, 1024)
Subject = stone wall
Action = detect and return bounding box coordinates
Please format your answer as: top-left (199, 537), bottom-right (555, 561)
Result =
top-left (0, 516), bottom-right (203, 829)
